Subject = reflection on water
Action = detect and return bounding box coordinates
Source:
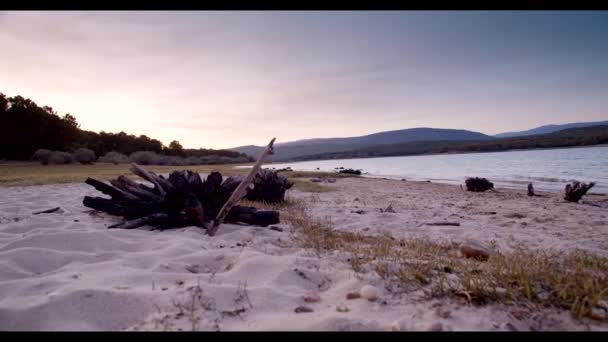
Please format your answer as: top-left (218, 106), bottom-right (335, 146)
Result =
top-left (260, 146), bottom-right (608, 193)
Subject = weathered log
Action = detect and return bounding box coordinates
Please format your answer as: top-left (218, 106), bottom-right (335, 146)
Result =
top-left (85, 178), bottom-right (142, 203)
top-left (527, 183), bottom-right (535, 197)
top-left (208, 137), bottom-right (277, 236)
top-left (226, 206), bottom-right (280, 227)
top-left (110, 175), bottom-right (163, 202)
top-left (246, 169), bottom-right (293, 204)
top-left (129, 163), bottom-right (172, 196)
top-left (465, 177), bottom-right (494, 192)
top-left (564, 181), bottom-right (595, 202)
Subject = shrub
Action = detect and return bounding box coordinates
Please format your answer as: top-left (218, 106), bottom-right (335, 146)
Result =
top-left (32, 149), bottom-right (52, 165)
top-left (129, 151), bottom-right (160, 165)
top-left (98, 151), bottom-right (129, 165)
top-left (48, 151), bottom-right (74, 164)
top-left (72, 148), bottom-right (96, 164)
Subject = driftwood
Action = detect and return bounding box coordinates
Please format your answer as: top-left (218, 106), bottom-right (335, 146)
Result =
top-left (207, 138), bottom-right (277, 236)
top-left (465, 177), bottom-right (494, 192)
top-left (83, 141), bottom-right (289, 233)
top-left (338, 169), bottom-right (362, 175)
top-left (564, 181), bottom-right (595, 202)
top-left (32, 207), bottom-right (61, 215)
top-left (527, 183), bottom-right (535, 197)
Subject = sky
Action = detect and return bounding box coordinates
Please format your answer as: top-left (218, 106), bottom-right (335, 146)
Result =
top-left (1, 11), bottom-right (607, 149)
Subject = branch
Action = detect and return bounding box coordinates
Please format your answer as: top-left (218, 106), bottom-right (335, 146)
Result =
top-left (207, 137), bottom-right (276, 236)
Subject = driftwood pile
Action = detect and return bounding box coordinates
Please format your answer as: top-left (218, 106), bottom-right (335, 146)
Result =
top-left (464, 177), bottom-right (494, 192)
top-left (83, 138), bottom-right (290, 236)
top-left (564, 181), bottom-right (595, 203)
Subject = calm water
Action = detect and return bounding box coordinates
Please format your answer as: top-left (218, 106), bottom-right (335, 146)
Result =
top-left (264, 146), bottom-right (608, 193)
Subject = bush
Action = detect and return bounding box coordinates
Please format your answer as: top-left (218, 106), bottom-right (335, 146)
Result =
top-left (48, 151), bottom-right (74, 164)
top-left (98, 151), bottom-right (129, 165)
top-left (32, 149), bottom-right (52, 165)
top-left (129, 151), bottom-right (161, 165)
top-left (72, 148), bottom-right (96, 164)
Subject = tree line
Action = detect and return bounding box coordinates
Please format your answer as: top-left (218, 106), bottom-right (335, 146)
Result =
top-left (0, 92), bottom-right (253, 164)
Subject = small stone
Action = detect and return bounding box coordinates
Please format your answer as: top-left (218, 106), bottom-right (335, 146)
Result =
top-left (360, 285), bottom-right (380, 301)
top-left (590, 308), bottom-right (607, 321)
top-left (387, 321), bottom-right (400, 331)
top-left (185, 265), bottom-right (200, 273)
top-left (459, 243), bottom-right (490, 261)
top-left (427, 322), bottom-right (442, 331)
top-left (336, 303), bottom-right (350, 313)
top-left (435, 308), bottom-right (451, 319)
top-left (270, 226), bottom-right (284, 232)
top-left (511, 309), bottom-right (529, 321)
top-left (346, 292), bottom-right (361, 300)
top-left (303, 291), bottom-right (320, 303)
top-left (161, 287), bottom-right (168, 291)
top-left (294, 306), bottom-right (313, 313)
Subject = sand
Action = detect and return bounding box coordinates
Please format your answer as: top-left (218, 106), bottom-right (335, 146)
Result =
top-left (0, 177), bottom-right (607, 331)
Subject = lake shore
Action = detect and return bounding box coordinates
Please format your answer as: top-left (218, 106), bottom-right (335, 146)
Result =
top-left (0, 176), bottom-right (607, 331)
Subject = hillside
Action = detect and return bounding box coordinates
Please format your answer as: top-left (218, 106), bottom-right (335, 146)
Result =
top-left (495, 120), bottom-right (608, 138)
top-left (291, 125), bottom-right (608, 161)
top-left (230, 128), bottom-right (493, 161)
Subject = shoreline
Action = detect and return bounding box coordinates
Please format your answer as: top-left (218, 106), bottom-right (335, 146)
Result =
top-left (0, 176), bottom-right (607, 331)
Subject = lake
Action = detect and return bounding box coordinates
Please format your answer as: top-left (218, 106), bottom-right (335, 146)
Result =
top-left (264, 145), bottom-right (608, 194)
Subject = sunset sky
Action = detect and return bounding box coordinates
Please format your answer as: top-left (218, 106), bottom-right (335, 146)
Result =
top-left (1, 11), bottom-right (607, 149)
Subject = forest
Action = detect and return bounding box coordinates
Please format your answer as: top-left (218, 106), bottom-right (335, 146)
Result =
top-left (0, 92), bottom-right (253, 165)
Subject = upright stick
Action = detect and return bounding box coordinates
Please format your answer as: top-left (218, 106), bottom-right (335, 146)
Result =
top-left (207, 137), bottom-right (276, 236)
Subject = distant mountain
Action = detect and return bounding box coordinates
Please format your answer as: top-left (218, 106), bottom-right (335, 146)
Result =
top-left (230, 128), bottom-right (493, 161)
top-left (495, 120), bottom-right (608, 138)
top-left (293, 125), bottom-right (608, 161)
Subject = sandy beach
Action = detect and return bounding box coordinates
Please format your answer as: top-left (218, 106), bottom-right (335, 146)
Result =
top-left (0, 176), bottom-right (607, 331)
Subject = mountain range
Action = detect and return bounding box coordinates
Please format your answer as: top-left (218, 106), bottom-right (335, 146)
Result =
top-left (229, 120), bottom-right (608, 161)
top-left (494, 121), bottom-right (608, 138)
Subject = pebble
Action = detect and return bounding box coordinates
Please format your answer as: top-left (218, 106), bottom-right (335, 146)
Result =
top-left (427, 322), bottom-right (442, 331)
top-left (590, 308), bottom-right (607, 321)
top-left (303, 291), bottom-right (321, 303)
top-left (336, 303), bottom-right (350, 313)
top-left (360, 285), bottom-right (380, 301)
top-left (435, 308), bottom-right (451, 319)
top-left (459, 243), bottom-right (490, 261)
top-left (387, 321), bottom-right (400, 331)
top-left (294, 306), bottom-right (314, 313)
top-left (346, 292), bottom-right (361, 300)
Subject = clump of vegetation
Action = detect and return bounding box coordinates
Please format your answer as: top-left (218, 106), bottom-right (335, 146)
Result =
top-left (98, 151), bottom-right (129, 165)
top-left (129, 151), bottom-right (161, 165)
top-left (278, 199), bottom-right (608, 321)
top-left (290, 179), bottom-right (336, 193)
top-left (48, 151), bottom-right (74, 164)
top-left (32, 149), bottom-right (52, 165)
top-left (73, 148), bottom-right (96, 164)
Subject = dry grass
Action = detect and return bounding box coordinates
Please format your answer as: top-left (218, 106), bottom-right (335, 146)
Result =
top-left (0, 162), bottom-right (249, 187)
top-left (0, 162), bottom-right (354, 188)
top-left (280, 199), bottom-right (608, 321)
top-left (290, 179), bottom-right (336, 193)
